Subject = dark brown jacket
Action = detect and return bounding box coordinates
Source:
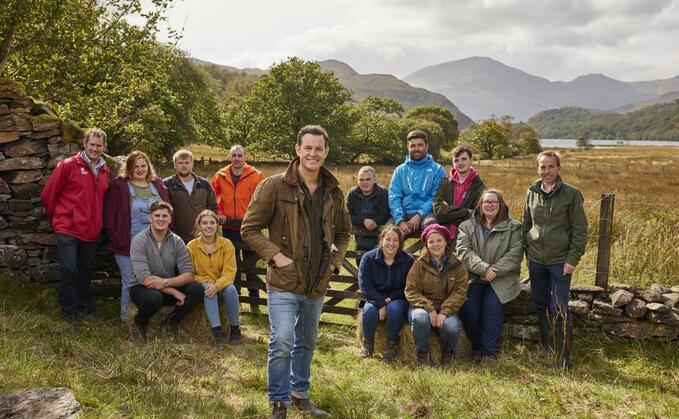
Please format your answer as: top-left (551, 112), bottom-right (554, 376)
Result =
top-left (163, 173), bottom-right (217, 243)
top-left (241, 159), bottom-right (351, 298)
top-left (405, 250), bottom-right (469, 316)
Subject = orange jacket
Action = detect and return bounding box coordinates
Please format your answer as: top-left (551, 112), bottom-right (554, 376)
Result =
top-left (211, 163), bottom-right (264, 227)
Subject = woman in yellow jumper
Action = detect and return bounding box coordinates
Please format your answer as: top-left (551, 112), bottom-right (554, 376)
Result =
top-left (187, 210), bottom-right (241, 346)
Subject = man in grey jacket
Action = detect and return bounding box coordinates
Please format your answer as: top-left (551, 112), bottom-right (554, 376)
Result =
top-left (128, 201), bottom-right (202, 343)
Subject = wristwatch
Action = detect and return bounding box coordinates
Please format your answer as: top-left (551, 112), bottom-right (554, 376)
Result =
top-left (162, 278), bottom-right (169, 288)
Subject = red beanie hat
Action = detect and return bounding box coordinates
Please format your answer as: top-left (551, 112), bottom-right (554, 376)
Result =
top-left (421, 223), bottom-right (452, 243)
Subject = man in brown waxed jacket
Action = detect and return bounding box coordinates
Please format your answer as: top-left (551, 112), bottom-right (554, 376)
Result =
top-left (241, 125), bottom-right (351, 419)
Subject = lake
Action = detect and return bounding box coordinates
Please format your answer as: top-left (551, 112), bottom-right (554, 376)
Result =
top-left (540, 139), bottom-right (679, 148)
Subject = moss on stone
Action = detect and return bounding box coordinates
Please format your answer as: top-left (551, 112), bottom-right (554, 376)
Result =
top-left (30, 113), bottom-right (61, 124)
top-left (31, 100), bottom-right (59, 117)
top-left (60, 118), bottom-right (84, 144)
top-left (0, 78), bottom-right (26, 99)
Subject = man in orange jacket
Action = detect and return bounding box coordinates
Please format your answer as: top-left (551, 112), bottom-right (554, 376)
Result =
top-left (211, 145), bottom-right (264, 311)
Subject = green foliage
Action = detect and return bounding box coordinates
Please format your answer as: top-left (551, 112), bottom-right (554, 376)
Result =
top-left (343, 96), bottom-right (404, 164)
top-left (1, 0), bottom-right (223, 159)
top-left (462, 118), bottom-right (510, 159)
top-left (576, 136), bottom-right (593, 149)
top-left (223, 57), bottom-right (354, 161)
top-left (200, 63), bottom-right (260, 100)
top-left (529, 103), bottom-right (679, 141)
top-left (399, 105), bottom-right (459, 160)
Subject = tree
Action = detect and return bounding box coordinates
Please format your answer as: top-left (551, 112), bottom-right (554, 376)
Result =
top-left (464, 118), bottom-right (510, 159)
top-left (343, 96), bottom-right (403, 164)
top-left (402, 105), bottom-right (459, 160)
top-left (576, 136), bottom-right (593, 149)
top-left (224, 57), bottom-right (354, 161)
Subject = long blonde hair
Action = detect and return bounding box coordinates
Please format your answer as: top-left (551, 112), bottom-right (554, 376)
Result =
top-left (192, 209), bottom-right (220, 238)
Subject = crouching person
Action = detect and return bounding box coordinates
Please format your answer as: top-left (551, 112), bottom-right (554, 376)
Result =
top-left (129, 201), bottom-right (203, 343)
top-left (187, 210), bottom-right (242, 346)
top-left (405, 224), bottom-right (468, 366)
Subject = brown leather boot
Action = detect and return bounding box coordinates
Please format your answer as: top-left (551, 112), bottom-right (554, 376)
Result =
top-left (358, 339), bottom-right (374, 358)
top-left (382, 341), bottom-right (398, 363)
top-left (271, 401), bottom-right (287, 419)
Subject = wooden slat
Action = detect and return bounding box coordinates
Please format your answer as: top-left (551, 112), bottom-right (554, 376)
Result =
top-left (238, 296), bottom-right (269, 306)
top-left (321, 305), bottom-right (358, 315)
top-left (234, 279), bottom-right (267, 290)
top-left (325, 289), bottom-right (362, 300)
top-left (324, 283), bottom-right (360, 306)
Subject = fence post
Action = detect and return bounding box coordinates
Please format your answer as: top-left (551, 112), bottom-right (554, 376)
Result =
top-left (595, 193), bottom-right (615, 290)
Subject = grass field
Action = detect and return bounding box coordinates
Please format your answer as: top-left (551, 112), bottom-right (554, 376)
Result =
top-left (1, 278), bottom-right (677, 418)
top-left (181, 145), bottom-right (679, 288)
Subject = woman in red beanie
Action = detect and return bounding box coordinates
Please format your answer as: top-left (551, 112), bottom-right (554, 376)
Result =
top-left (405, 223), bottom-right (468, 366)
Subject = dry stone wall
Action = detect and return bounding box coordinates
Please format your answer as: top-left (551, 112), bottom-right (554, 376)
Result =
top-left (0, 78), bottom-right (677, 341)
top-left (0, 78), bottom-right (117, 286)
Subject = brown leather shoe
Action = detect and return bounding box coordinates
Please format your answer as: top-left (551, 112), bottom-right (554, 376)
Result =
top-left (292, 396), bottom-right (327, 417)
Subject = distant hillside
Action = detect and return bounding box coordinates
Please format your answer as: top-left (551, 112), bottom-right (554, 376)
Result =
top-left (192, 59), bottom-right (260, 100)
top-left (630, 75), bottom-right (679, 96)
top-left (318, 59), bottom-right (472, 128)
top-left (528, 102), bottom-right (679, 141)
top-left (612, 91), bottom-right (679, 113)
top-left (192, 58), bottom-right (265, 76)
top-left (404, 56), bottom-right (654, 121)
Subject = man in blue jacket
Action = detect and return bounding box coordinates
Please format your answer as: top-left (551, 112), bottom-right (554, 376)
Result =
top-left (388, 130), bottom-right (446, 235)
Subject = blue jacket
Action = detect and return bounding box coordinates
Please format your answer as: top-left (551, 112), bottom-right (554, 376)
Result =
top-left (358, 248), bottom-right (415, 308)
top-left (388, 154), bottom-right (446, 224)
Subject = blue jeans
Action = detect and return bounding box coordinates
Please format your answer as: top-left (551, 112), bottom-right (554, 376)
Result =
top-left (408, 308), bottom-right (461, 353)
top-left (201, 283), bottom-right (240, 327)
top-left (114, 253), bottom-right (133, 321)
top-left (529, 262), bottom-right (572, 322)
top-left (267, 291), bottom-right (325, 405)
top-left (361, 300), bottom-right (409, 343)
top-left (459, 282), bottom-right (504, 357)
top-left (56, 233), bottom-right (98, 319)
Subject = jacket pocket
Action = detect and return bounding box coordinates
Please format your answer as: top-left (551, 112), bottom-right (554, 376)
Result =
top-left (267, 261), bottom-right (299, 290)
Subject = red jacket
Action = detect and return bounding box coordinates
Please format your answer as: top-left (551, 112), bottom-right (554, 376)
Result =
top-left (103, 176), bottom-right (171, 255)
top-left (211, 163), bottom-right (263, 230)
top-left (40, 153), bottom-right (110, 243)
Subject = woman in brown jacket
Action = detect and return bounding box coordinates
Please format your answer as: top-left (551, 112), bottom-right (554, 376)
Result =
top-left (405, 224), bottom-right (468, 366)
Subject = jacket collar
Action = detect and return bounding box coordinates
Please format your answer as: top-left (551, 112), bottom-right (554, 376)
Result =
top-left (349, 183), bottom-right (386, 199)
top-left (375, 248), bottom-right (407, 265)
top-left (529, 175), bottom-right (564, 195)
top-left (404, 154), bottom-right (434, 167)
top-left (417, 249), bottom-right (461, 273)
top-left (193, 235), bottom-right (230, 254)
top-left (283, 158), bottom-right (339, 189)
top-left (467, 216), bottom-right (513, 232)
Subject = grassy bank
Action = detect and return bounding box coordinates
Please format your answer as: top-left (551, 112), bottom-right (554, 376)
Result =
top-left (1, 278), bottom-right (677, 418)
top-left (180, 146), bottom-right (679, 288)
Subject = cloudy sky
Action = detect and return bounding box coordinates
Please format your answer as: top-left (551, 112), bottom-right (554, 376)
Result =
top-left (158, 0), bottom-right (679, 81)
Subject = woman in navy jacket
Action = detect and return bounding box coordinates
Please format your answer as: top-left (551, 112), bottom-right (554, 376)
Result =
top-left (358, 225), bottom-right (415, 362)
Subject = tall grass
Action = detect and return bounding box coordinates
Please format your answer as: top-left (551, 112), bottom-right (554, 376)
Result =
top-left (178, 146), bottom-right (679, 288)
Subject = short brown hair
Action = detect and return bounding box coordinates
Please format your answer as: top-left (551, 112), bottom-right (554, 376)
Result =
top-left (192, 209), bottom-right (220, 238)
top-left (474, 189), bottom-right (509, 227)
top-left (84, 127), bottom-right (107, 147)
top-left (120, 150), bottom-right (157, 182)
top-left (406, 129), bottom-right (428, 144)
top-left (377, 225), bottom-right (405, 253)
top-left (537, 150), bottom-right (561, 167)
top-left (453, 144), bottom-right (473, 159)
top-left (150, 200), bottom-right (173, 215)
top-left (297, 125), bottom-right (329, 147)
top-left (173, 149), bottom-right (194, 162)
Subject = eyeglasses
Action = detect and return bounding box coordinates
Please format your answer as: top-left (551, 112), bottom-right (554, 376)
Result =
top-left (483, 200), bottom-right (500, 206)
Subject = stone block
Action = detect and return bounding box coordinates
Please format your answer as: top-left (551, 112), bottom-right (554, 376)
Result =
top-left (592, 299), bottom-right (623, 316)
top-left (624, 298), bottom-right (648, 318)
top-left (570, 284), bottom-right (605, 293)
top-left (19, 233), bottom-right (57, 246)
top-left (0, 113), bottom-right (31, 131)
top-left (0, 245), bottom-right (27, 268)
top-left (27, 262), bottom-right (60, 282)
top-left (30, 114), bottom-right (61, 131)
top-left (8, 199), bottom-right (33, 211)
top-left (0, 387), bottom-right (81, 419)
top-left (671, 285), bottom-right (679, 293)
top-left (30, 127), bottom-right (61, 140)
top-left (610, 283), bottom-right (632, 292)
top-left (3, 138), bottom-right (48, 157)
top-left (609, 289), bottom-right (633, 307)
top-left (1, 170), bottom-right (43, 184)
top-left (574, 292), bottom-right (594, 304)
top-left (650, 283), bottom-right (669, 294)
top-left (662, 293), bottom-right (679, 308)
top-left (47, 135), bottom-right (62, 144)
top-left (0, 178), bottom-right (9, 194)
top-left (48, 142), bottom-right (80, 158)
top-left (645, 303), bottom-right (679, 325)
top-left (569, 299), bottom-right (590, 316)
top-left (637, 289), bottom-right (664, 303)
top-left (504, 299), bottom-right (535, 315)
top-left (503, 314), bottom-right (538, 325)
top-left (602, 322), bottom-right (654, 339)
top-left (0, 157), bottom-right (45, 171)
top-left (0, 78), bottom-right (27, 99)
top-left (0, 104), bottom-right (8, 114)
top-left (10, 183), bottom-right (43, 199)
top-left (591, 313), bottom-right (633, 323)
top-left (504, 323), bottom-right (540, 341)
top-left (0, 131), bottom-right (19, 143)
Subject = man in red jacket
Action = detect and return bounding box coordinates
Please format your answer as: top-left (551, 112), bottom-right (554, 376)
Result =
top-left (41, 128), bottom-right (111, 325)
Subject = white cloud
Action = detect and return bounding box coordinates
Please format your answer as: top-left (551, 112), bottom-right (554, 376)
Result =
top-left (160, 0), bottom-right (679, 81)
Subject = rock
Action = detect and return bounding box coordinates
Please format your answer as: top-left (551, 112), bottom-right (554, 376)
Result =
top-left (0, 245), bottom-right (27, 268)
top-left (504, 299), bottom-right (536, 315)
top-left (8, 200), bottom-right (33, 211)
top-left (602, 322), bottom-right (654, 339)
top-left (592, 299), bottom-right (623, 316)
top-left (568, 299), bottom-right (590, 316)
top-left (0, 78), bottom-right (27, 99)
top-left (9, 183), bottom-right (43, 199)
top-left (0, 215), bottom-right (6, 229)
top-left (0, 104), bottom-right (8, 114)
top-left (0, 131), bottom-right (20, 143)
top-left (610, 283), bottom-right (632, 292)
top-left (0, 157), bottom-right (45, 172)
top-left (663, 293), bottom-right (679, 308)
top-left (30, 128), bottom-right (61, 140)
top-left (503, 314), bottom-right (538, 325)
top-left (0, 178), bottom-right (9, 194)
top-left (591, 313), bottom-right (633, 323)
top-left (637, 289), bottom-right (664, 303)
top-left (504, 323), bottom-right (540, 341)
top-left (646, 302), bottom-right (670, 312)
top-left (0, 387), bottom-right (81, 419)
top-left (671, 285), bottom-right (679, 293)
top-left (570, 284), bottom-right (605, 293)
top-left (624, 299), bottom-right (648, 318)
top-left (30, 114), bottom-right (61, 131)
top-left (650, 283), bottom-right (668, 294)
top-left (645, 303), bottom-right (679, 325)
top-left (609, 289), bottom-right (633, 307)
top-left (47, 135), bottom-right (62, 144)
top-left (0, 113), bottom-right (32, 131)
top-left (19, 233), bottom-right (57, 246)
top-left (3, 138), bottom-right (49, 157)
top-left (60, 119), bottom-right (84, 144)
top-left (28, 263), bottom-right (61, 283)
top-left (574, 292), bottom-right (594, 305)
top-left (48, 143), bottom-right (80, 158)
top-left (1, 170), bottom-right (43, 184)
top-left (31, 101), bottom-right (59, 117)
